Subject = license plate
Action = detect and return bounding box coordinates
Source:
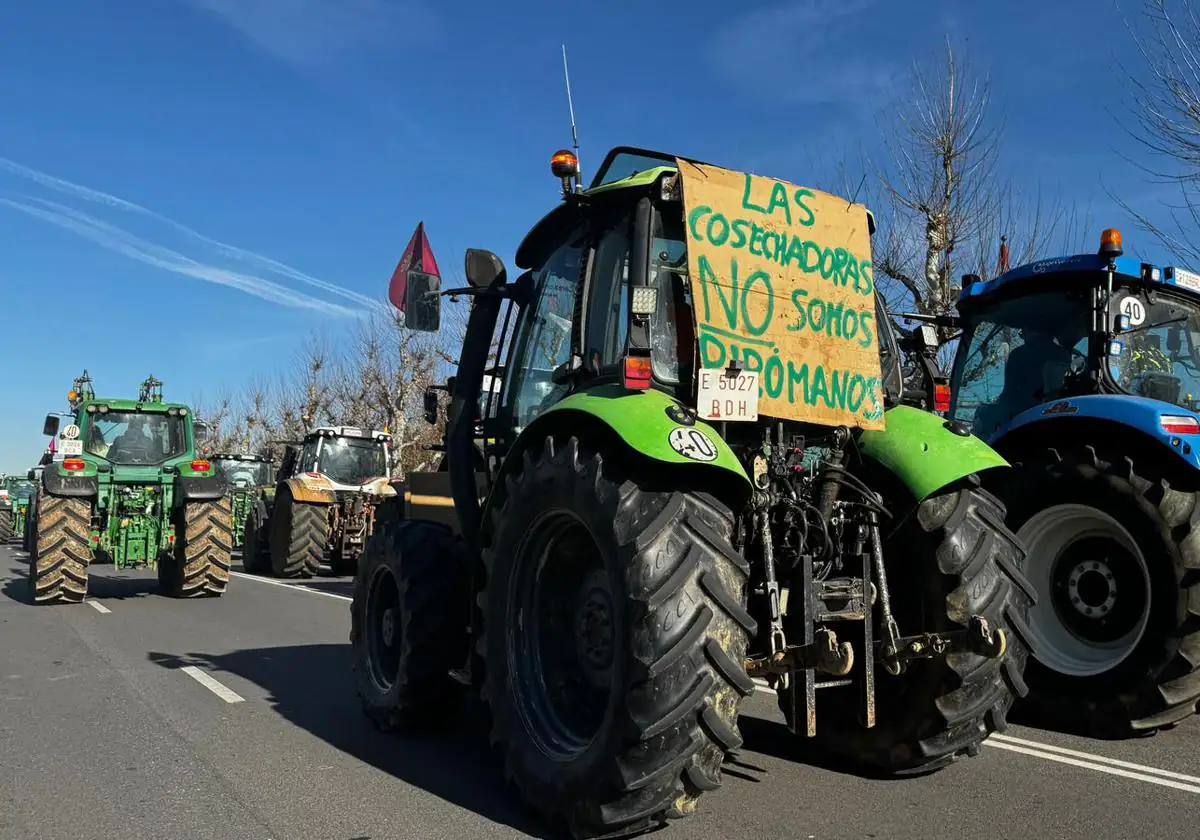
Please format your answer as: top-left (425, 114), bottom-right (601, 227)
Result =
top-left (696, 368), bottom-right (759, 422)
top-left (59, 440), bottom-right (83, 455)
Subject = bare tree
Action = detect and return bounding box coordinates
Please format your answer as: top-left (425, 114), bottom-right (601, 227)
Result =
top-left (1121, 0), bottom-right (1200, 262)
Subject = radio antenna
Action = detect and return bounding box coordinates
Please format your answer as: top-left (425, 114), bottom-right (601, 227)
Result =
top-left (562, 44), bottom-right (583, 189)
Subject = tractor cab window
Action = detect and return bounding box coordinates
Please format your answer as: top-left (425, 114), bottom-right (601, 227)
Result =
top-left (505, 237), bottom-right (584, 429)
top-left (951, 292), bottom-right (1091, 437)
top-left (649, 208), bottom-right (691, 386)
top-left (314, 437), bottom-right (389, 485)
top-left (1109, 290), bottom-right (1200, 411)
top-left (583, 214), bottom-right (632, 371)
top-left (86, 411), bottom-right (187, 465)
top-left (213, 459), bottom-right (272, 487)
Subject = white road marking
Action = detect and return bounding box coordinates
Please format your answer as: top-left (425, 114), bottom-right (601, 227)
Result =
top-left (228, 571), bottom-right (352, 602)
top-left (990, 733), bottom-right (1200, 785)
top-left (181, 665), bottom-right (245, 704)
top-left (984, 739), bottom-right (1200, 795)
top-left (751, 679), bottom-right (1199, 794)
top-left (86, 600), bottom-right (111, 614)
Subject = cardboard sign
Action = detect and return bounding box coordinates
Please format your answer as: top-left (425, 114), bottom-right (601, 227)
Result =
top-left (677, 160), bottom-right (885, 429)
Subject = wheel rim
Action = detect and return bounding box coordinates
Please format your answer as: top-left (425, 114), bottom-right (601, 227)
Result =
top-left (507, 511), bottom-right (614, 761)
top-left (365, 563), bottom-right (402, 691)
top-left (1018, 504), bottom-right (1151, 677)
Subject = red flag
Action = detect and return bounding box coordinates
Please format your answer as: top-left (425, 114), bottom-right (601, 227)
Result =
top-left (997, 234), bottom-right (1010, 274)
top-left (388, 222), bottom-right (441, 312)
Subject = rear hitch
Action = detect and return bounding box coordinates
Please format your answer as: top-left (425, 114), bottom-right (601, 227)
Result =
top-left (879, 615), bottom-right (1007, 673)
top-left (745, 627), bottom-right (854, 680)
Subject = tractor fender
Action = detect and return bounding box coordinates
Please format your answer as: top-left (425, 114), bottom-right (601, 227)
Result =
top-left (357, 476), bottom-right (398, 497)
top-left (176, 474), bottom-right (229, 502)
top-left (282, 474), bottom-right (337, 505)
top-left (480, 385), bottom-right (750, 541)
top-left (858, 405), bottom-right (1008, 502)
top-left (41, 467), bottom-right (97, 499)
top-left (989, 394), bottom-right (1200, 472)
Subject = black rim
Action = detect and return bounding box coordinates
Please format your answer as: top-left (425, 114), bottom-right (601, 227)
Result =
top-left (1050, 536), bottom-right (1148, 644)
top-left (507, 511), bottom-right (615, 761)
top-left (366, 564), bottom-right (402, 691)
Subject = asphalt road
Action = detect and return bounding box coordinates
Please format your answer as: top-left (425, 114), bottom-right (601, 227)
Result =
top-left (1, 541), bottom-right (1198, 840)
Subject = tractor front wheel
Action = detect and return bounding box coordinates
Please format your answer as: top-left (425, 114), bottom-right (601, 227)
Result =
top-left (159, 497), bottom-right (233, 598)
top-left (1000, 446), bottom-right (1200, 735)
top-left (269, 488), bottom-right (328, 578)
top-left (351, 520), bottom-right (469, 728)
top-left (780, 477), bottom-right (1033, 772)
top-left (0, 507), bottom-right (13, 542)
top-left (28, 494), bottom-right (92, 604)
top-left (479, 437), bottom-right (754, 838)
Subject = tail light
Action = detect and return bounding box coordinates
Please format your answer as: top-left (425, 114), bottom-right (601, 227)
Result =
top-left (1161, 415), bottom-right (1200, 435)
top-left (63, 459), bottom-right (86, 472)
top-left (622, 354), bottom-right (653, 390)
top-left (933, 383), bottom-right (952, 414)
top-left (190, 459), bottom-right (212, 472)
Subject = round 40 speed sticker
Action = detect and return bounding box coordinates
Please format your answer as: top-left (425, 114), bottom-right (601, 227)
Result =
top-left (668, 427), bottom-right (718, 462)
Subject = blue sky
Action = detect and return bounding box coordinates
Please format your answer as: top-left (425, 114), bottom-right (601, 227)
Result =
top-left (0, 0), bottom-right (1181, 471)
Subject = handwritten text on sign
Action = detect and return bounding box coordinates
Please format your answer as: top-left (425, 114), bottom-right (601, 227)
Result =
top-left (677, 161), bottom-right (884, 429)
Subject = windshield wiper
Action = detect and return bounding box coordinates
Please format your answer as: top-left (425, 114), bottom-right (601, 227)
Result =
top-left (1119, 315), bottom-right (1188, 336)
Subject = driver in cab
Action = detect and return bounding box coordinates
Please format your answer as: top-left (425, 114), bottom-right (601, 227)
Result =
top-left (108, 416), bottom-right (160, 462)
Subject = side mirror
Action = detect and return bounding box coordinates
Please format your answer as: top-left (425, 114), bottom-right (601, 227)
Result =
top-left (43, 414), bottom-right (60, 437)
top-left (423, 388), bottom-right (439, 425)
top-left (465, 248), bottom-right (507, 289)
top-left (404, 269), bottom-right (441, 332)
top-left (27, 470), bottom-right (35, 481)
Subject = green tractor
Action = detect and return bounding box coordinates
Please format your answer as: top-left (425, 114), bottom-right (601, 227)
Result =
top-left (210, 453), bottom-right (274, 549)
top-left (1, 475), bottom-right (36, 542)
top-left (243, 426), bottom-right (396, 578)
top-left (351, 148), bottom-right (1034, 837)
top-left (29, 373), bottom-right (233, 604)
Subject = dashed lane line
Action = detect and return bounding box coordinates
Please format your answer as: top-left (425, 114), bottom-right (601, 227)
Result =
top-left (86, 600), bottom-right (111, 614)
top-left (228, 571), bottom-right (352, 602)
top-left (181, 665), bottom-right (245, 704)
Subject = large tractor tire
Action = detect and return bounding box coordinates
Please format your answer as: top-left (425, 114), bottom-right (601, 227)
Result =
top-left (0, 508), bottom-right (13, 542)
top-left (159, 497), bottom-right (234, 598)
top-left (269, 488), bottom-right (329, 578)
top-left (479, 437), bottom-right (754, 838)
top-left (28, 494), bottom-right (92, 604)
top-left (352, 520), bottom-right (469, 728)
top-left (22, 503), bottom-right (35, 552)
top-left (780, 476), bottom-right (1033, 772)
top-left (241, 498), bottom-right (270, 575)
top-left (997, 446), bottom-right (1200, 735)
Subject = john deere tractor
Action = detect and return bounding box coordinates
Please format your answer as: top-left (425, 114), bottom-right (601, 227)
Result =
top-left (211, 453), bottom-right (273, 549)
top-left (29, 374), bottom-right (232, 603)
top-left (351, 148), bottom-right (1033, 837)
top-left (1, 475), bottom-right (35, 542)
top-left (243, 426), bottom-right (395, 578)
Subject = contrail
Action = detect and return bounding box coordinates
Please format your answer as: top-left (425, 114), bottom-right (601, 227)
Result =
top-left (0, 156), bottom-right (383, 311)
top-left (0, 197), bottom-right (361, 318)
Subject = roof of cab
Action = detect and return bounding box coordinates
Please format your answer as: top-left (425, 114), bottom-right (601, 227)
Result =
top-left (958, 252), bottom-right (1200, 306)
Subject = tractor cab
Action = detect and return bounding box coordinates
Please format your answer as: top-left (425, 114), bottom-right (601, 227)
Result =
top-left (293, 426), bottom-right (391, 491)
top-left (211, 453), bottom-right (273, 488)
top-left (950, 228), bottom-right (1200, 447)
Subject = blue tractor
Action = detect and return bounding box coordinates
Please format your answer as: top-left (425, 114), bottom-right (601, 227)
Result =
top-left (947, 228), bottom-right (1200, 735)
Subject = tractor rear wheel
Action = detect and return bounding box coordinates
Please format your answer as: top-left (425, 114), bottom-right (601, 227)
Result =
top-left (0, 508), bottom-right (13, 542)
top-left (241, 498), bottom-right (270, 575)
top-left (28, 494), bottom-right (92, 604)
top-left (779, 477), bottom-right (1033, 772)
top-left (479, 437), bottom-right (754, 838)
top-left (352, 520), bottom-right (469, 728)
top-left (269, 488), bottom-right (328, 578)
top-left (998, 446), bottom-right (1200, 735)
top-left (159, 497), bottom-right (234, 598)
